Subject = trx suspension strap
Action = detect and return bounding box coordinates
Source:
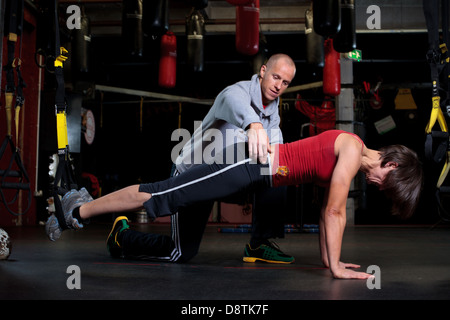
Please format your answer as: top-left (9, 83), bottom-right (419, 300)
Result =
top-left (49, 0), bottom-right (77, 230)
top-left (423, 0), bottom-right (450, 219)
top-left (0, 0), bottom-right (31, 216)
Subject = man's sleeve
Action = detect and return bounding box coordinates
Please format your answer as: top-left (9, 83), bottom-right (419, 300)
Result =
top-left (213, 87), bottom-right (261, 130)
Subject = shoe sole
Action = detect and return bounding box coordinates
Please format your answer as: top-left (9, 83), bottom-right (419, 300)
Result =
top-left (243, 256), bottom-right (295, 264)
top-left (106, 216), bottom-right (129, 245)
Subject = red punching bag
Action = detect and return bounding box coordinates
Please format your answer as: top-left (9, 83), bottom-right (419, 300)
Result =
top-left (235, 0), bottom-right (259, 55)
top-left (159, 31), bottom-right (177, 88)
top-left (323, 38), bottom-right (340, 96)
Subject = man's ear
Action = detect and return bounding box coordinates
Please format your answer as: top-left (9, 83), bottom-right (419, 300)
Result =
top-left (259, 64), bottom-right (267, 78)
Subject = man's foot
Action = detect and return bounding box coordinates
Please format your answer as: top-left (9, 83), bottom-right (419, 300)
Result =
top-left (107, 216), bottom-right (130, 258)
top-left (45, 189), bottom-right (89, 241)
top-left (243, 241), bottom-right (295, 264)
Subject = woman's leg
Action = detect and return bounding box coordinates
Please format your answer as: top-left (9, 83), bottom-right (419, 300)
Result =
top-left (79, 185), bottom-right (150, 220)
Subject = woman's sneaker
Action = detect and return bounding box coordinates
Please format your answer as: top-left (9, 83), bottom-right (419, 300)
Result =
top-left (45, 189), bottom-right (89, 241)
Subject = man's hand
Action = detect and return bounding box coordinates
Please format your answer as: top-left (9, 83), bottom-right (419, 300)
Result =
top-left (247, 122), bottom-right (272, 164)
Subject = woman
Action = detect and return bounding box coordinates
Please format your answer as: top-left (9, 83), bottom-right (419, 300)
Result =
top-left (46, 130), bottom-right (423, 279)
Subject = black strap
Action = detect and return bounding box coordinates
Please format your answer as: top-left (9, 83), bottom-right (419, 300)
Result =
top-left (0, 0), bottom-right (31, 216)
top-left (49, 0), bottom-right (78, 230)
top-left (425, 131), bottom-right (449, 164)
top-left (0, 137), bottom-right (31, 216)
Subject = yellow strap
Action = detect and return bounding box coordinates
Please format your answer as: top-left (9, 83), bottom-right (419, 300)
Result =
top-left (56, 112), bottom-right (69, 150)
top-left (438, 151), bottom-right (450, 188)
top-left (54, 47), bottom-right (68, 68)
top-left (5, 92), bottom-right (14, 137)
top-left (425, 95), bottom-right (448, 133)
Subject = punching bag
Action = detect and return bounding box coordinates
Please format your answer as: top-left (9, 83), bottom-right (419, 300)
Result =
top-left (235, 0), bottom-right (260, 55)
top-left (226, 0), bottom-right (252, 5)
top-left (159, 31), bottom-right (177, 88)
top-left (122, 0), bottom-right (143, 57)
top-left (189, 0), bottom-right (208, 9)
top-left (72, 6), bottom-right (91, 73)
top-left (313, 0), bottom-right (341, 37)
top-left (186, 10), bottom-right (205, 72)
top-left (252, 33), bottom-right (268, 75)
top-left (323, 38), bottom-right (341, 96)
top-left (305, 7), bottom-right (324, 67)
top-left (333, 0), bottom-right (356, 53)
top-left (144, 0), bottom-right (169, 37)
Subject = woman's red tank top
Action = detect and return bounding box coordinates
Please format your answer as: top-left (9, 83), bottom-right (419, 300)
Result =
top-left (272, 130), bottom-right (364, 188)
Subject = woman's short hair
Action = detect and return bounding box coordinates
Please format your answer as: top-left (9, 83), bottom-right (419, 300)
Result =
top-left (379, 145), bottom-right (424, 219)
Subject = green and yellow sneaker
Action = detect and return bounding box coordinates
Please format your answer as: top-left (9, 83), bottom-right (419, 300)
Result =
top-left (107, 216), bottom-right (130, 258)
top-left (243, 242), bottom-right (295, 264)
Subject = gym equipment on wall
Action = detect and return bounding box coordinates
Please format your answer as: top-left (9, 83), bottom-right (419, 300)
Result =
top-left (423, 0), bottom-right (450, 221)
top-left (0, 0), bottom-right (32, 216)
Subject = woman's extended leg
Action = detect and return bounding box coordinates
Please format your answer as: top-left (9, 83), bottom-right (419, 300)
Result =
top-left (79, 185), bottom-right (150, 220)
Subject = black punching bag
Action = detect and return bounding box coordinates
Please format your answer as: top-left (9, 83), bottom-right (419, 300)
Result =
top-left (333, 0), bottom-right (356, 53)
top-left (305, 7), bottom-right (324, 67)
top-left (313, 0), bottom-right (341, 37)
top-left (189, 0), bottom-right (208, 9)
top-left (144, 0), bottom-right (169, 37)
top-left (122, 0), bottom-right (143, 57)
top-left (72, 7), bottom-right (91, 73)
top-left (186, 10), bottom-right (205, 72)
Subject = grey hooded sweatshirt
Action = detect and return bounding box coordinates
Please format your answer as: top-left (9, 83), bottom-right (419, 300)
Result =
top-left (174, 74), bottom-right (283, 173)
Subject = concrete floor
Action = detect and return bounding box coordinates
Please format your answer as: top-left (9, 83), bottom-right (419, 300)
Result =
top-left (1, 220), bottom-right (450, 304)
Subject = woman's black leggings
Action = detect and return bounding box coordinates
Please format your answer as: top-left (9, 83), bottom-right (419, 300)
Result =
top-left (139, 143), bottom-right (272, 220)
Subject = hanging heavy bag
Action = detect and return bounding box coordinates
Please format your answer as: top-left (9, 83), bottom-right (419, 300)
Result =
top-left (323, 38), bottom-right (341, 96)
top-left (186, 10), bottom-right (205, 72)
top-left (189, 0), bottom-right (209, 10)
top-left (159, 31), bottom-right (177, 88)
top-left (226, 0), bottom-right (252, 5)
top-left (333, 0), bottom-right (356, 53)
top-left (122, 0), bottom-right (143, 57)
top-left (252, 33), bottom-right (268, 75)
top-left (313, 0), bottom-right (341, 37)
top-left (72, 6), bottom-right (91, 74)
top-left (144, 0), bottom-right (169, 37)
top-left (235, 0), bottom-right (260, 55)
top-left (305, 7), bottom-right (324, 67)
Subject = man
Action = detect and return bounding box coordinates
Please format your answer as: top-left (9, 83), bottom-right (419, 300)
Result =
top-left (165, 53), bottom-right (296, 264)
top-left (46, 130), bottom-right (424, 279)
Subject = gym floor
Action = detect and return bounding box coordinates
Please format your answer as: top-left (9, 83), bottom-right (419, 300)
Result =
top-left (1, 219), bottom-right (449, 304)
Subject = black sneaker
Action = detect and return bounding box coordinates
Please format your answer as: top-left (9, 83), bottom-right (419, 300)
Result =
top-left (107, 216), bottom-right (130, 258)
top-left (243, 241), bottom-right (294, 264)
